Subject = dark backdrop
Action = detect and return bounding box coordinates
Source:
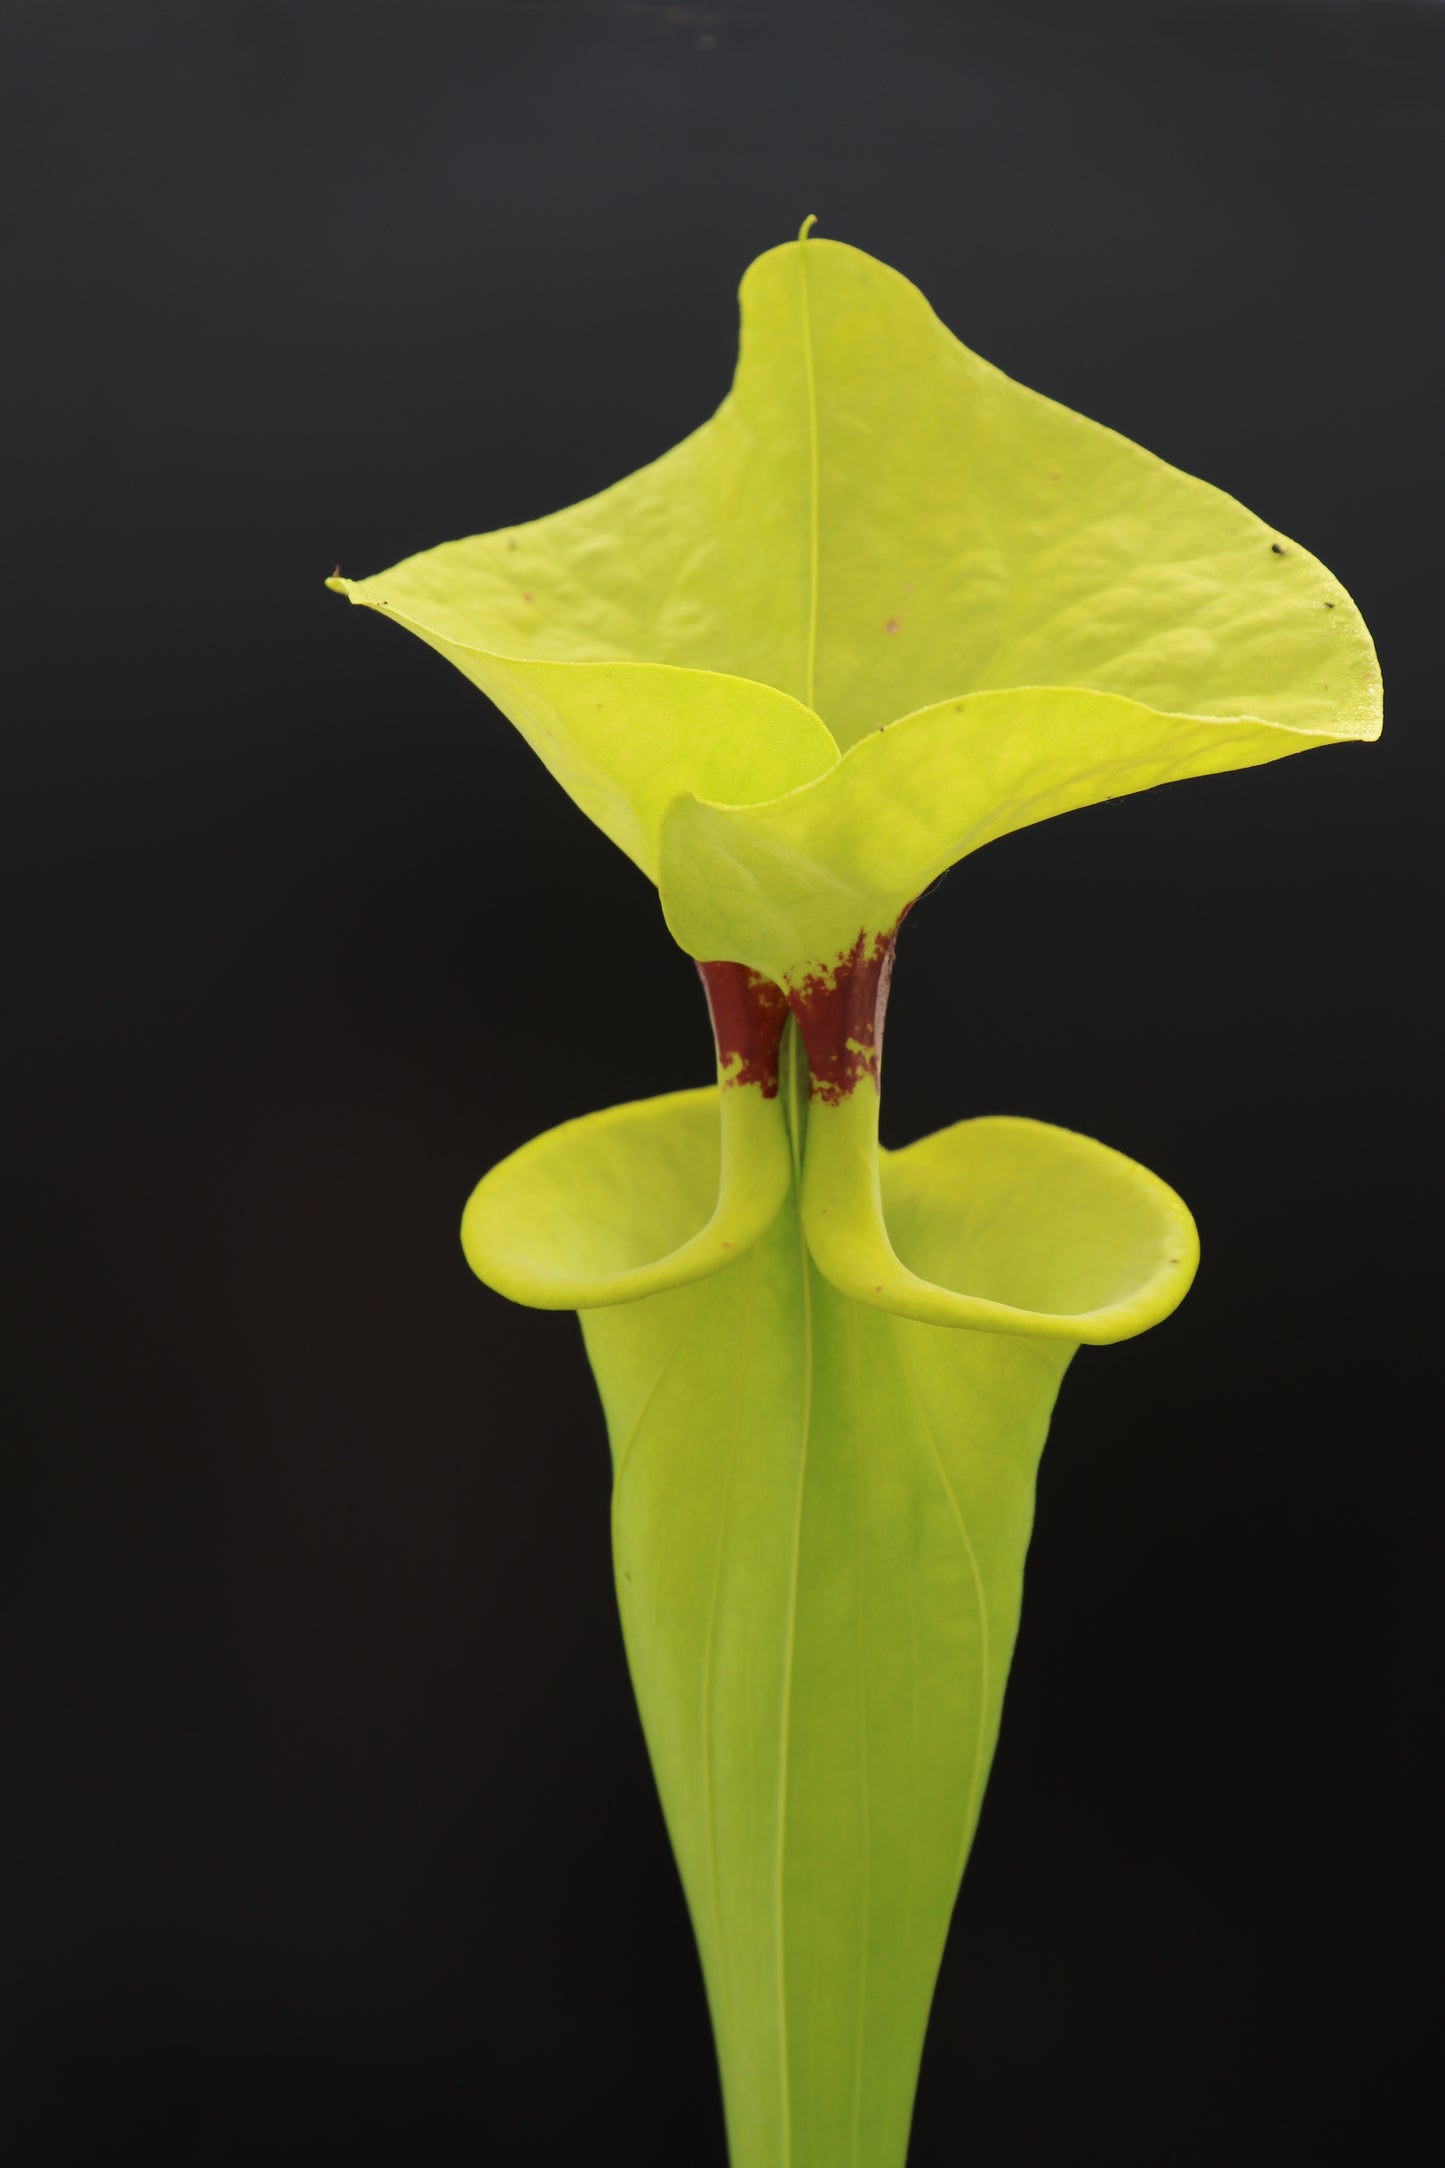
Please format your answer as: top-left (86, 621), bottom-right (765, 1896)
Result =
top-left (5, 2), bottom-right (1440, 2162)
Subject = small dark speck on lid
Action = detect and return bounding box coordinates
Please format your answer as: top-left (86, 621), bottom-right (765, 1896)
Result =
top-left (522, 591), bottom-right (533, 603)
top-left (1271, 542), bottom-right (1286, 555)
top-left (1324, 600), bottom-right (1335, 608)
top-left (885, 616), bottom-right (901, 633)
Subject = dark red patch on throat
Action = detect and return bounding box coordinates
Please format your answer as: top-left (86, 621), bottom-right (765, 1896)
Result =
top-left (697, 961), bottom-right (790, 1097)
top-left (786, 919), bottom-right (904, 1105)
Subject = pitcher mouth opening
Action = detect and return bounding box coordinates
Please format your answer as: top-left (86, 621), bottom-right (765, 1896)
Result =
top-left (803, 1101), bottom-right (1199, 1344)
top-left (461, 1081), bottom-right (792, 1312)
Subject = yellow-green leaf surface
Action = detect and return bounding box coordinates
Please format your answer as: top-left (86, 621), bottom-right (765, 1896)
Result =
top-left (320, 588), bottom-right (835, 878)
top-left (461, 1083), bottom-right (790, 1310)
top-left (462, 1075), bottom-right (1194, 2166)
top-left (337, 227), bottom-right (1380, 2168)
top-left (659, 680), bottom-right (1373, 987)
top-left (652, 235), bottom-right (1377, 979)
top-left (803, 1088), bottom-right (1199, 1341)
top-left (333, 230), bottom-right (1377, 944)
top-left (597, 1210), bottom-right (1062, 2168)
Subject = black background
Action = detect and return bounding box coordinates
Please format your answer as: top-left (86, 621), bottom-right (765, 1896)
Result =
top-left (5, 2), bottom-right (1441, 2162)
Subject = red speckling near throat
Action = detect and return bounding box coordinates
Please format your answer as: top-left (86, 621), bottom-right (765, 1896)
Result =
top-left (697, 961), bottom-right (790, 1096)
top-left (698, 914), bottom-right (906, 1107)
top-left (785, 921), bottom-right (901, 1105)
